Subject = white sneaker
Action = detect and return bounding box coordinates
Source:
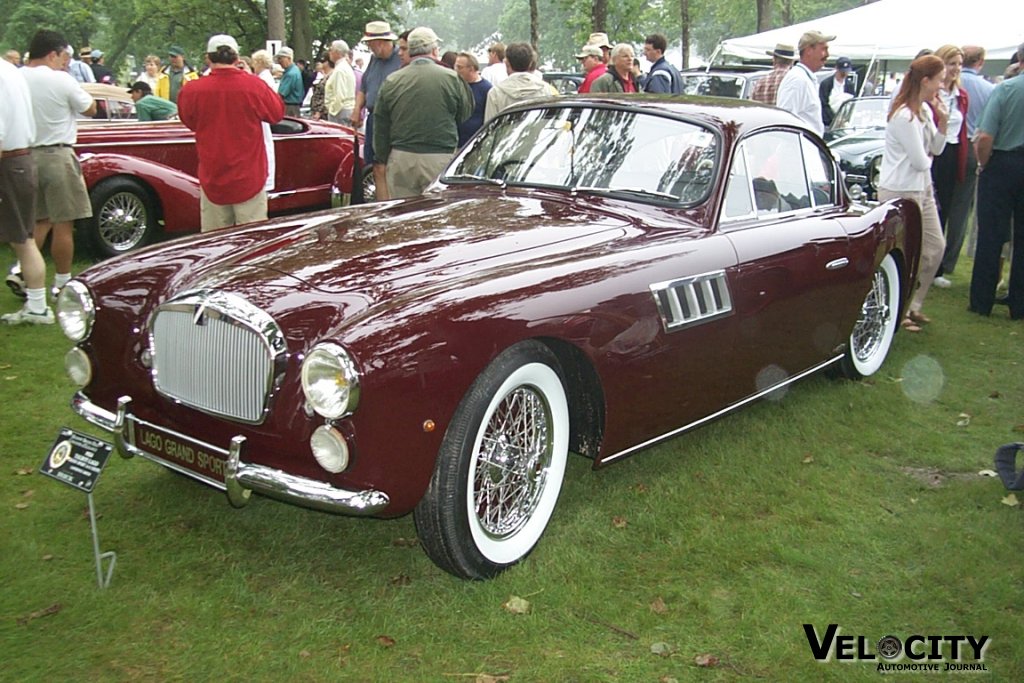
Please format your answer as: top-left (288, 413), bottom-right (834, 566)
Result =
top-left (1, 306), bottom-right (55, 325)
top-left (5, 267), bottom-right (26, 300)
top-left (933, 276), bottom-right (952, 288)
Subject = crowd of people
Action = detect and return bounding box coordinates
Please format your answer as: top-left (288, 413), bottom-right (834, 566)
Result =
top-left (2, 22), bottom-right (1022, 327)
top-left (757, 29), bottom-right (1023, 325)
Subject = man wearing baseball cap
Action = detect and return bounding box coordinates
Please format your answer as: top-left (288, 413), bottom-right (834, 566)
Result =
top-left (275, 46), bottom-right (304, 116)
top-left (159, 45), bottom-right (198, 103)
top-left (819, 56), bottom-right (856, 128)
top-left (127, 81), bottom-right (177, 121)
top-left (776, 30), bottom-right (835, 135)
top-left (177, 34), bottom-right (284, 232)
top-left (576, 44), bottom-right (606, 94)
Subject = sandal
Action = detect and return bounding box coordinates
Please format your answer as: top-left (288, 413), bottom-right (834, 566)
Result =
top-left (900, 317), bottom-right (922, 333)
top-left (907, 310), bottom-right (931, 325)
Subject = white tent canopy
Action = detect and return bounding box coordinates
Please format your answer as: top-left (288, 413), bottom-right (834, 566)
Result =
top-left (718, 0), bottom-right (1021, 64)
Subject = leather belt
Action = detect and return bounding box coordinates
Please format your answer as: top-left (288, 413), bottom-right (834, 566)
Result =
top-left (3, 148), bottom-right (30, 157)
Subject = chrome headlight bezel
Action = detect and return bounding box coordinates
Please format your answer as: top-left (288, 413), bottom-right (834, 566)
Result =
top-left (869, 155), bottom-right (882, 189)
top-left (300, 342), bottom-right (361, 419)
top-left (56, 280), bottom-right (95, 342)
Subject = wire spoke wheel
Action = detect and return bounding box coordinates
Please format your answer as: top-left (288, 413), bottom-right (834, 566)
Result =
top-left (842, 253), bottom-right (900, 379)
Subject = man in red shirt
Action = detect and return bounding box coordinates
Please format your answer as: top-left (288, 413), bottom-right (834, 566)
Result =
top-left (575, 45), bottom-right (606, 94)
top-left (178, 34), bottom-right (284, 232)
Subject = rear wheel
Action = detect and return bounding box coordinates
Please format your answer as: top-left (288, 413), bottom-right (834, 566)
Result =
top-left (414, 341), bottom-right (570, 579)
top-left (841, 253), bottom-right (900, 379)
top-left (85, 178), bottom-right (158, 258)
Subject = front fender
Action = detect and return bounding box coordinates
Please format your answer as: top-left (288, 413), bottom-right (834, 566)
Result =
top-left (79, 153), bottom-right (200, 233)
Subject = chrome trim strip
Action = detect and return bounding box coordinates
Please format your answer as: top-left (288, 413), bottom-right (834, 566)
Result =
top-left (600, 355), bottom-right (842, 465)
top-left (70, 392), bottom-right (390, 516)
top-left (649, 269), bottom-right (733, 333)
top-left (76, 133), bottom-right (347, 151)
top-left (826, 258), bottom-right (850, 271)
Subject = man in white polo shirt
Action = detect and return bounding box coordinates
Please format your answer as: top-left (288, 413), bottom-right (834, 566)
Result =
top-left (776, 30), bottom-right (834, 136)
top-left (20, 29), bottom-right (95, 299)
top-left (1, 57), bottom-right (53, 324)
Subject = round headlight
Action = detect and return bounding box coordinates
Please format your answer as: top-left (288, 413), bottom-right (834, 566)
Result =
top-left (65, 347), bottom-right (93, 387)
top-left (869, 155), bottom-right (882, 188)
top-left (56, 280), bottom-right (95, 342)
top-left (310, 425), bottom-right (350, 473)
top-left (301, 343), bottom-right (360, 419)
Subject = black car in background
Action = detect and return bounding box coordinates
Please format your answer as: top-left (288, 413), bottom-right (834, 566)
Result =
top-left (825, 96), bottom-right (888, 203)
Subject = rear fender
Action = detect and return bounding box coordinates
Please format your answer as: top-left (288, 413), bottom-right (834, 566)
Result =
top-left (80, 153), bottom-right (200, 233)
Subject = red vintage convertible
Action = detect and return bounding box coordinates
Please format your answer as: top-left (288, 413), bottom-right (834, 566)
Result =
top-left (56, 96), bottom-right (921, 579)
top-left (75, 116), bottom-right (361, 256)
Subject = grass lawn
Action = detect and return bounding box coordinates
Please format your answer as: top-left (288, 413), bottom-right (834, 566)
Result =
top-left (1, 256), bottom-right (1022, 681)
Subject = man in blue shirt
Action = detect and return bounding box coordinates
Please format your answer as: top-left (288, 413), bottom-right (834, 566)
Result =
top-left (275, 47), bottom-right (305, 116)
top-left (350, 21), bottom-right (402, 173)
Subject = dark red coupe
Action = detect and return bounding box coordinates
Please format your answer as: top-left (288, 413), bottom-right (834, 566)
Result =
top-left (75, 116), bottom-right (361, 256)
top-left (56, 96), bottom-right (922, 579)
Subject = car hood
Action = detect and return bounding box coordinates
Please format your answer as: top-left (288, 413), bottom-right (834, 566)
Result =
top-left (177, 191), bottom-right (637, 300)
top-left (827, 131), bottom-right (884, 160)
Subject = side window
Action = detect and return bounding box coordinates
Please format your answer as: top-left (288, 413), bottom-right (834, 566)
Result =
top-left (743, 131), bottom-right (811, 214)
top-left (723, 143), bottom-right (754, 220)
top-left (801, 136), bottom-right (836, 207)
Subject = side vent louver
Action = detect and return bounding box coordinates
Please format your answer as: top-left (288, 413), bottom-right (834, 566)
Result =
top-left (650, 270), bottom-right (733, 332)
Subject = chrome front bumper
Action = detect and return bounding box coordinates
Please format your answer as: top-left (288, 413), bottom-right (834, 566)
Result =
top-left (71, 393), bottom-right (389, 516)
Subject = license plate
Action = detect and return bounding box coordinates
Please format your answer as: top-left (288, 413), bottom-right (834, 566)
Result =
top-left (130, 418), bottom-right (229, 488)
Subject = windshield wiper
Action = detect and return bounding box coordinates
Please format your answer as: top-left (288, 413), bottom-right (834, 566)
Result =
top-left (572, 185), bottom-right (680, 201)
top-left (444, 173), bottom-right (506, 187)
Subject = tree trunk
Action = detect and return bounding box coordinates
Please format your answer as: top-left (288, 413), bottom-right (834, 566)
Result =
top-left (592, 0), bottom-right (607, 33)
top-left (679, 0), bottom-right (690, 69)
top-left (782, 0), bottom-right (793, 27)
top-left (530, 0), bottom-right (539, 52)
top-left (267, 0), bottom-right (285, 42)
top-left (290, 0), bottom-right (312, 61)
top-left (756, 0), bottom-right (772, 33)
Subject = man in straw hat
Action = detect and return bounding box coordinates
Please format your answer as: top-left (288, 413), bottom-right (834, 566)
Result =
top-left (751, 42), bottom-right (795, 105)
top-left (351, 20), bottom-right (402, 174)
top-left (776, 30), bottom-right (834, 135)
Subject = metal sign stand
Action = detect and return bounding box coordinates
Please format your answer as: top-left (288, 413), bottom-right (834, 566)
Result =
top-left (87, 493), bottom-right (117, 589)
top-left (41, 429), bottom-right (117, 589)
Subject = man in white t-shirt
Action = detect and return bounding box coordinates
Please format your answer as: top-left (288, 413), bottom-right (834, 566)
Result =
top-left (776, 30), bottom-right (834, 136)
top-left (480, 42), bottom-right (508, 85)
top-left (21, 30), bottom-right (95, 297)
top-left (1, 59), bottom-right (53, 325)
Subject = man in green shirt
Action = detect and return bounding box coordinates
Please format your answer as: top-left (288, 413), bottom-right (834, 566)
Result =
top-left (128, 81), bottom-right (178, 121)
top-left (372, 26), bottom-right (473, 199)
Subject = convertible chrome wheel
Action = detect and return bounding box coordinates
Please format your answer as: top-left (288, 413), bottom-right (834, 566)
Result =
top-left (841, 254), bottom-right (900, 379)
top-left (87, 178), bottom-right (158, 257)
top-left (415, 341), bottom-right (569, 579)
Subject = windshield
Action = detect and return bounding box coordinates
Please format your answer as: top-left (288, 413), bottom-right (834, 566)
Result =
top-left (445, 105), bottom-right (718, 205)
top-left (679, 74), bottom-right (748, 98)
top-left (830, 98), bottom-right (888, 132)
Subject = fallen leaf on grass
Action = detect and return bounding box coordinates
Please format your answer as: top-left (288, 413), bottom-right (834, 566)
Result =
top-left (956, 413), bottom-right (971, 427)
top-left (375, 635), bottom-right (396, 648)
top-left (850, 591), bottom-right (863, 599)
top-left (22, 489), bottom-right (34, 498)
top-left (632, 483), bottom-right (649, 493)
top-left (16, 603), bottom-right (62, 625)
top-left (4, 376), bottom-right (17, 381)
top-left (693, 653), bottom-right (720, 667)
top-left (389, 573), bottom-right (411, 586)
top-left (42, 554), bottom-right (53, 561)
top-left (650, 642), bottom-right (676, 657)
top-left (299, 649), bottom-right (311, 659)
top-left (391, 537), bottom-right (419, 548)
top-left (802, 455), bottom-right (814, 464)
top-left (14, 502), bottom-right (29, 510)
top-left (978, 469), bottom-right (998, 478)
top-left (0, 363), bottom-right (10, 370)
top-left (475, 674), bottom-right (511, 683)
top-left (15, 468), bottom-right (32, 476)
top-left (612, 516), bottom-right (628, 529)
top-left (659, 677), bottom-right (680, 683)
top-left (989, 390), bottom-right (1001, 399)
top-left (1001, 494), bottom-right (1019, 507)
top-left (1013, 424), bottom-right (1024, 434)
top-left (650, 597), bottom-right (668, 614)
top-left (502, 595), bottom-right (531, 614)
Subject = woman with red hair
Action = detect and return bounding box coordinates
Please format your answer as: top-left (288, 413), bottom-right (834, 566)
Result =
top-left (877, 54), bottom-right (949, 331)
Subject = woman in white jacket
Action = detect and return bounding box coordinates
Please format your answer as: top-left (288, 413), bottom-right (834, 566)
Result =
top-left (877, 54), bottom-right (949, 332)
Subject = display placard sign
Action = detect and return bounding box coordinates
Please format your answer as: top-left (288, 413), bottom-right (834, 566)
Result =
top-left (40, 428), bottom-right (113, 494)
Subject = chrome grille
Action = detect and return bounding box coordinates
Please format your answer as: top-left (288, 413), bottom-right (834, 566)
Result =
top-left (149, 291), bottom-right (286, 424)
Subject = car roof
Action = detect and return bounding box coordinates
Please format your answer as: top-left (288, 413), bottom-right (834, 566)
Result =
top-left (505, 93), bottom-right (810, 136)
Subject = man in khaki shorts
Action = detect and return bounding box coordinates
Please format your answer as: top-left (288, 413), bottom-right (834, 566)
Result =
top-left (20, 29), bottom-right (95, 297)
top-left (1, 56), bottom-right (53, 325)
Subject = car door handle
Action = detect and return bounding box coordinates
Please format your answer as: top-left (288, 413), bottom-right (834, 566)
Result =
top-left (825, 258), bottom-right (849, 271)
